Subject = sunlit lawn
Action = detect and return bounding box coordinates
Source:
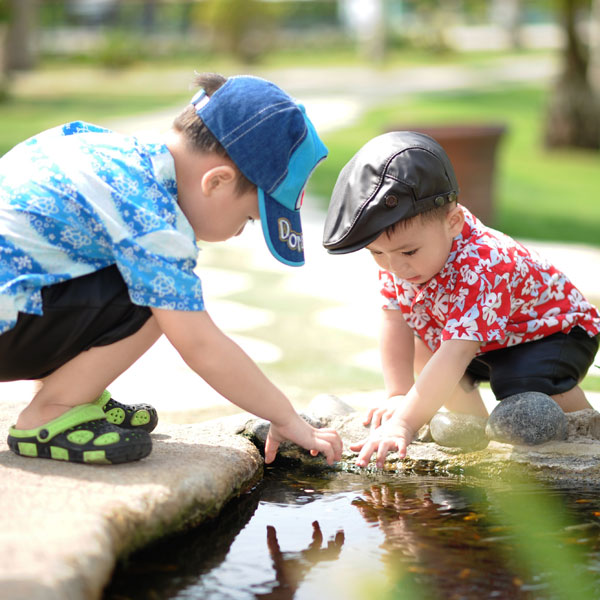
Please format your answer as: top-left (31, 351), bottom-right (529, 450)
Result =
top-left (0, 64), bottom-right (196, 155)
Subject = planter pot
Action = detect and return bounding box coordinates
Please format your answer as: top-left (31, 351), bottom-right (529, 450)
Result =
top-left (386, 124), bottom-right (506, 225)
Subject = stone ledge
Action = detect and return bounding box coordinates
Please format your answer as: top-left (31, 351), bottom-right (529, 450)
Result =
top-left (240, 397), bottom-right (600, 485)
top-left (0, 405), bottom-right (262, 600)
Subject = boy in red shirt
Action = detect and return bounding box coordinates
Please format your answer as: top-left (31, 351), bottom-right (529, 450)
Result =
top-left (323, 131), bottom-right (600, 468)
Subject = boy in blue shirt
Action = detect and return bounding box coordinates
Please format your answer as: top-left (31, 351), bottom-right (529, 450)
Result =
top-left (0, 73), bottom-right (343, 466)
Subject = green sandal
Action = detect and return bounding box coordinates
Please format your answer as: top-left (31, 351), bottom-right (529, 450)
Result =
top-left (92, 390), bottom-right (158, 433)
top-left (7, 404), bottom-right (152, 465)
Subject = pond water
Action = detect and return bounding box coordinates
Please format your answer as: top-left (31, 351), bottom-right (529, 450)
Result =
top-left (104, 469), bottom-right (600, 600)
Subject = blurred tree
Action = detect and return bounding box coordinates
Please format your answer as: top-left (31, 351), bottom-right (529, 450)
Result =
top-left (490, 0), bottom-right (523, 49)
top-left (545, 0), bottom-right (600, 149)
top-left (5, 0), bottom-right (39, 71)
top-left (340, 0), bottom-right (386, 62)
top-left (196, 0), bottom-right (284, 63)
top-left (142, 0), bottom-right (158, 34)
top-left (590, 0), bottom-right (600, 91)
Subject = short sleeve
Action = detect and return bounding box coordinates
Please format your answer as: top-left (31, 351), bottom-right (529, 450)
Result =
top-left (379, 269), bottom-right (400, 310)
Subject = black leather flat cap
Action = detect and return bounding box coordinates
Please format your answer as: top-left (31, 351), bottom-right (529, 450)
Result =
top-left (323, 131), bottom-right (459, 254)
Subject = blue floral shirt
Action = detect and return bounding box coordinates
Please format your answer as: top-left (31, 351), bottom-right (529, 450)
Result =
top-left (0, 121), bottom-right (204, 335)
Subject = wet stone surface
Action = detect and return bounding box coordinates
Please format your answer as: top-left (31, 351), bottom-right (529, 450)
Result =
top-left (429, 411), bottom-right (489, 451)
top-left (238, 394), bottom-right (600, 485)
top-left (485, 392), bottom-right (568, 445)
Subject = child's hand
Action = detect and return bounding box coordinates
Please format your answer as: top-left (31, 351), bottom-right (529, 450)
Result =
top-left (349, 416), bottom-right (414, 469)
top-left (363, 395), bottom-right (405, 428)
top-left (265, 416), bottom-right (343, 466)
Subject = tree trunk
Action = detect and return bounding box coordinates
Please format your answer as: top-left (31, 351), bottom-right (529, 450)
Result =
top-left (5, 0), bottom-right (38, 71)
top-left (0, 22), bottom-right (7, 98)
top-left (142, 0), bottom-right (158, 34)
top-left (544, 0), bottom-right (600, 150)
top-left (590, 0), bottom-right (600, 92)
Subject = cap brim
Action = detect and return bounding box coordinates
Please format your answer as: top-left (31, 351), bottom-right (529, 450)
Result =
top-left (324, 229), bottom-right (381, 255)
top-left (259, 189), bottom-right (305, 266)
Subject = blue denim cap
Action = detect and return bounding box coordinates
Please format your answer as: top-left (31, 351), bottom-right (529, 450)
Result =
top-left (191, 75), bottom-right (328, 266)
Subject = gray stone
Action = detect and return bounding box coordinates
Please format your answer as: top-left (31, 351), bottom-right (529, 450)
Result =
top-left (429, 411), bottom-right (489, 451)
top-left (566, 409), bottom-right (600, 440)
top-left (415, 423), bottom-right (434, 442)
top-left (485, 392), bottom-right (568, 445)
top-left (0, 402), bottom-right (262, 600)
top-left (242, 413), bottom-right (332, 467)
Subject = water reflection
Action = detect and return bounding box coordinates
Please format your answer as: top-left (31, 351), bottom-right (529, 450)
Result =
top-left (353, 482), bottom-right (525, 598)
top-left (256, 521), bottom-right (345, 600)
top-left (105, 472), bottom-right (600, 600)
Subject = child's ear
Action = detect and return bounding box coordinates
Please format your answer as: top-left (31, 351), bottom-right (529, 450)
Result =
top-left (201, 165), bottom-right (237, 196)
top-left (446, 204), bottom-right (465, 236)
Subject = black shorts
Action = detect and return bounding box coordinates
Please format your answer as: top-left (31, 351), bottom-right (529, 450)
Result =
top-left (466, 326), bottom-right (599, 399)
top-left (0, 265), bottom-right (151, 381)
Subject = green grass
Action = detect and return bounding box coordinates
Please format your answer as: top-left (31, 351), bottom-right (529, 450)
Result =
top-left (0, 93), bottom-right (188, 155)
top-left (0, 64), bottom-right (195, 155)
top-left (307, 85), bottom-right (600, 247)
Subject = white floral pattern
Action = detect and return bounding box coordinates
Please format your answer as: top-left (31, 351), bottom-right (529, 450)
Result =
top-left (0, 121), bottom-right (204, 335)
top-left (380, 206), bottom-right (600, 354)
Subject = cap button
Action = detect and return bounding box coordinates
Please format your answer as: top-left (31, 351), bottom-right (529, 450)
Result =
top-left (449, 192), bottom-right (457, 202)
top-left (384, 194), bottom-right (398, 208)
top-left (434, 196), bottom-right (445, 207)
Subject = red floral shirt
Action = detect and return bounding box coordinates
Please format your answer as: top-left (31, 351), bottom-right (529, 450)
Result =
top-left (380, 206), bottom-right (600, 354)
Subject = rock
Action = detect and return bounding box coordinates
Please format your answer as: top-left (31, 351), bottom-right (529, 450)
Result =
top-left (242, 413), bottom-right (330, 467)
top-left (429, 411), bottom-right (489, 451)
top-left (566, 409), bottom-right (600, 440)
top-left (485, 392), bottom-right (568, 445)
top-left (415, 423), bottom-right (433, 442)
top-left (307, 394), bottom-right (356, 420)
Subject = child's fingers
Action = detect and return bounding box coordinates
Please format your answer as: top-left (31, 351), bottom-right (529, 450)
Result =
top-left (375, 436), bottom-right (407, 468)
top-left (313, 429), bottom-right (343, 463)
top-left (375, 438), bottom-right (396, 468)
top-left (315, 439), bottom-right (337, 465)
top-left (371, 410), bottom-right (385, 428)
top-left (355, 438), bottom-right (379, 467)
top-left (370, 408), bottom-right (395, 429)
top-left (264, 433), bottom-right (280, 464)
top-left (324, 428), bottom-right (344, 459)
top-left (349, 437), bottom-right (367, 452)
top-left (363, 407), bottom-right (376, 426)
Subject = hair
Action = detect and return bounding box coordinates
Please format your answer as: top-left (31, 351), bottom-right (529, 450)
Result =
top-left (172, 72), bottom-right (256, 196)
top-left (384, 200), bottom-right (457, 238)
